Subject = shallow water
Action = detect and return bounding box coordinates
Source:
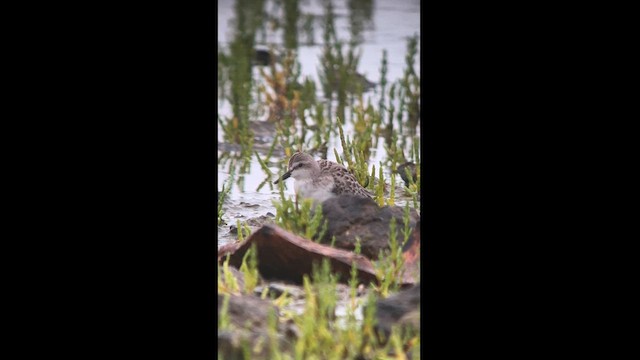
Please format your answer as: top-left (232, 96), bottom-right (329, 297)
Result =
top-left (218, 0), bottom-right (420, 247)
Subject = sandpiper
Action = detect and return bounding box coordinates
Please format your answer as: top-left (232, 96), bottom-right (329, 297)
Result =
top-left (273, 152), bottom-right (372, 203)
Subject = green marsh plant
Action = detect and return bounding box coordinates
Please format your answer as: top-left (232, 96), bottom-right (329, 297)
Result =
top-left (236, 219), bottom-right (253, 242)
top-left (402, 34), bottom-right (420, 132)
top-left (219, 0), bottom-right (268, 157)
top-left (373, 217), bottom-right (408, 298)
top-left (374, 162), bottom-right (385, 207)
top-left (284, 258), bottom-right (417, 359)
top-left (239, 243), bottom-right (260, 294)
top-left (219, 254), bottom-right (241, 295)
top-left (272, 180), bottom-right (328, 241)
top-left (217, 161), bottom-right (236, 226)
top-left (335, 119), bottom-right (372, 188)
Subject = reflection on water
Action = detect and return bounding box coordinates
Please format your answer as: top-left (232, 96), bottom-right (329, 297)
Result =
top-left (217, 0), bottom-right (420, 247)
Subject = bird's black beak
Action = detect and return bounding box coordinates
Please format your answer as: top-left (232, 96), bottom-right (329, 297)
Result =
top-left (273, 170), bottom-right (292, 184)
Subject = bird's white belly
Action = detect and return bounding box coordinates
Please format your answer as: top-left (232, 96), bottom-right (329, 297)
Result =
top-left (294, 178), bottom-right (335, 203)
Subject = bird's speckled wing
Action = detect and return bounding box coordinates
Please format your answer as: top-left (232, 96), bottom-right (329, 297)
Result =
top-left (317, 159), bottom-right (372, 198)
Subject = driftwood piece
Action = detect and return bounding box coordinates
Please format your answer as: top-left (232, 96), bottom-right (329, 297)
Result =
top-left (218, 224), bottom-right (381, 285)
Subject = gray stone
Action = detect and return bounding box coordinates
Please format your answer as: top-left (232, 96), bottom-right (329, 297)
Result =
top-left (218, 294), bottom-right (291, 359)
top-left (375, 283), bottom-right (421, 339)
top-left (319, 195), bottom-right (420, 259)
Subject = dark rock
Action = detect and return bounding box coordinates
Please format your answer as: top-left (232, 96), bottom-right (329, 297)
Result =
top-left (217, 330), bottom-right (248, 360)
top-left (218, 294), bottom-right (281, 359)
top-left (396, 162), bottom-right (417, 187)
top-left (375, 283), bottom-right (421, 340)
top-left (240, 202), bottom-right (260, 208)
top-left (219, 294), bottom-right (278, 332)
top-left (252, 49), bottom-right (278, 66)
top-left (246, 214), bottom-right (275, 227)
top-left (283, 319), bottom-right (301, 339)
top-left (319, 195), bottom-right (420, 260)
